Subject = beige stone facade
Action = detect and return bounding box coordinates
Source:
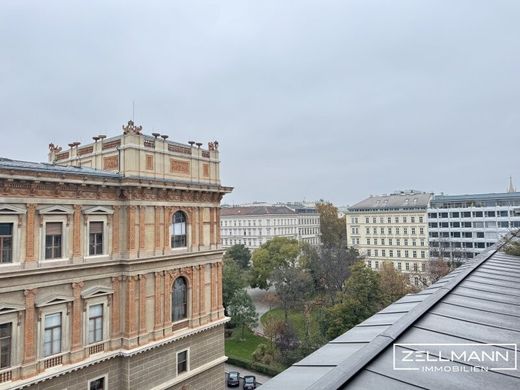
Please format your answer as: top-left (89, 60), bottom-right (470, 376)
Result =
top-left (346, 191), bottom-right (431, 286)
top-left (0, 122), bottom-right (231, 390)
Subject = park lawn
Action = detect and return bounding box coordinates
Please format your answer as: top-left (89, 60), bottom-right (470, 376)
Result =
top-left (261, 308), bottom-right (321, 340)
top-left (225, 327), bottom-right (267, 362)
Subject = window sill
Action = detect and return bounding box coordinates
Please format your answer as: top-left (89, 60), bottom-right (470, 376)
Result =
top-left (85, 255), bottom-right (110, 261)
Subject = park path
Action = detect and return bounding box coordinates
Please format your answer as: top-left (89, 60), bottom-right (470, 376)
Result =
top-left (246, 287), bottom-right (276, 335)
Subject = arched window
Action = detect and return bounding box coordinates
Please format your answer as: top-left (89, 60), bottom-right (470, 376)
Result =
top-left (172, 277), bottom-right (187, 322)
top-left (171, 211), bottom-right (187, 248)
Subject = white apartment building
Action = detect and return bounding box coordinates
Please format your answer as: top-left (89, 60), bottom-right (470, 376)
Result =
top-left (346, 191), bottom-right (432, 286)
top-left (428, 191), bottom-right (520, 260)
top-left (220, 205), bottom-right (321, 250)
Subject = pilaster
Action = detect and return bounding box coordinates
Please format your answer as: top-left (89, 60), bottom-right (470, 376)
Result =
top-left (25, 204), bottom-right (37, 264)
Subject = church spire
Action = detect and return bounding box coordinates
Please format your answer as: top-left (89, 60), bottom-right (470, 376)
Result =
top-left (507, 176), bottom-right (516, 193)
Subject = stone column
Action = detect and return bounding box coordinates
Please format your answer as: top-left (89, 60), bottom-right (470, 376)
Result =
top-left (154, 206), bottom-right (161, 254)
top-left (22, 289), bottom-right (37, 378)
top-left (163, 271), bottom-right (173, 335)
top-left (139, 206), bottom-right (146, 253)
top-left (216, 207), bottom-right (221, 246)
top-left (199, 265), bottom-right (206, 324)
top-left (112, 206), bottom-right (120, 256)
top-left (198, 207), bottom-right (204, 250)
top-left (72, 205), bottom-right (82, 260)
top-left (70, 282), bottom-right (84, 361)
top-left (25, 204), bottom-right (37, 263)
top-left (210, 263), bottom-right (218, 317)
top-left (138, 275), bottom-right (147, 344)
top-left (111, 276), bottom-right (121, 349)
top-left (191, 208), bottom-right (199, 247)
top-left (153, 272), bottom-right (163, 339)
top-left (124, 276), bottom-right (138, 347)
top-left (190, 265), bottom-right (199, 327)
top-left (209, 207), bottom-right (215, 247)
top-left (217, 262), bottom-right (223, 318)
top-left (163, 207), bottom-right (171, 254)
top-left (127, 206), bottom-right (137, 258)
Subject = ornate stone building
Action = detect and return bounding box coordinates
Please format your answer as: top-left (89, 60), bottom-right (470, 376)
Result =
top-left (0, 121), bottom-right (231, 390)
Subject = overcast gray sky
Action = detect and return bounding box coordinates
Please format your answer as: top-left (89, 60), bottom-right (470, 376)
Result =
top-left (1, 0), bottom-right (519, 205)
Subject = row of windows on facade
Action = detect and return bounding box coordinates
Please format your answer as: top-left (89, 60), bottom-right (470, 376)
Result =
top-left (368, 260), bottom-right (426, 272)
top-left (222, 236), bottom-right (320, 247)
top-left (0, 211), bottom-right (188, 264)
top-left (428, 210), bottom-right (515, 219)
top-left (366, 249), bottom-right (426, 259)
top-left (352, 226), bottom-right (425, 236)
top-left (221, 227), bottom-right (299, 236)
top-left (428, 221), bottom-right (520, 229)
top-left (430, 241), bottom-right (494, 249)
top-left (221, 217), bottom-right (318, 227)
top-left (353, 237), bottom-right (427, 247)
top-left (430, 250), bottom-right (476, 259)
top-left (0, 277), bottom-right (188, 370)
top-left (429, 231), bottom-right (490, 239)
top-left (351, 215), bottom-right (424, 225)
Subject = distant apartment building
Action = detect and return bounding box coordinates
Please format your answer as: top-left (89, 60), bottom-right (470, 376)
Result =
top-left (0, 121), bottom-right (231, 390)
top-left (220, 204), bottom-right (320, 250)
top-left (428, 191), bottom-right (520, 260)
top-left (346, 191), bottom-right (432, 285)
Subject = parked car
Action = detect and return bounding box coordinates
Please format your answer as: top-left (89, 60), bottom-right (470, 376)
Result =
top-left (227, 371), bottom-right (240, 387)
top-left (243, 375), bottom-right (256, 389)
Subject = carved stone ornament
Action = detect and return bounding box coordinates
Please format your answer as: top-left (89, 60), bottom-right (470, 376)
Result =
top-left (208, 141), bottom-right (219, 151)
top-left (48, 143), bottom-right (62, 153)
top-left (122, 120), bottom-right (143, 135)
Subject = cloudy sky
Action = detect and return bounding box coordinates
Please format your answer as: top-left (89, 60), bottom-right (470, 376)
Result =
top-left (1, 0), bottom-right (519, 205)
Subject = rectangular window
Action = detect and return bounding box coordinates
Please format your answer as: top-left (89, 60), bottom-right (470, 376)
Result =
top-left (89, 222), bottom-right (104, 256)
top-left (44, 313), bottom-right (62, 357)
top-left (405, 262), bottom-right (410, 271)
top-left (88, 304), bottom-right (104, 344)
top-left (0, 223), bottom-right (13, 264)
top-left (177, 350), bottom-right (188, 374)
top-left (45, 222), bottom-right (62, 259)
top-left (89, 376), bottom-right (106, 390)
top-left (382, 249), bottom-right (386, 257)
top-left (0, 323), bottom-right (12, 368)
top-left (397, 262), bottom-right (402, 270)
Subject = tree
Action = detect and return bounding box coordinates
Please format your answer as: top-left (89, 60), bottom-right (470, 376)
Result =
top-left (250, 237), bottom-right (300, 289)
top-left (323, 262), bottom-right (382, 339)
top-left (316, 201), bottom-right (346, 248)
top-left (504, 240), bottom-right (520, 256)
top-left (222, 258), bottom-right (246, 314)
top-left (379, 261), bottom-right (417, 307)
top-left (224, 244), bottom-right (251, 269)
top-left (228, 289), bottom-right (258, 340)
top-left (301, 242), bottom-right (359, 304)
top-left (272, 264), bottom-right (314, 322)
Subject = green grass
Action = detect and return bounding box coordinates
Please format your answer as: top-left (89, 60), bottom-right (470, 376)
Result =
top-left (225, 327), bottom-right (267, 362)
top-left (261, 308), bottom-right (321, 340)
top-left (225, 327), bottom-right (285, 375)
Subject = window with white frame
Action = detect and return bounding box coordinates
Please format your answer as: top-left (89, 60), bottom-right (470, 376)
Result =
top-left (43, 313), bottom-right (62, 357)
top-left (0, 223), bottom-right (13, 264)
top-left (45, 223), bottom-right (63, 260)
top-left (171, 211), bottom-right (187, 248)
top-left (88, 304), bottom-right (104, 344)
top-left (177, 349), bottom-right (189, 375)
top-left (88, 375), bottom-right (107, 390)
top-left (172, 277), bottom-right (188, 322)
top-left (0, 322), bottom-right (12, 368)
top-left (89, 222), bottom-right (104, 256)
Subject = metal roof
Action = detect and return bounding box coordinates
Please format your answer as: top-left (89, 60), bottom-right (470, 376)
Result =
top-left (0, 157), bottom-right (121, 178)
top-left (348, 192), bottom-right (432, 211)
top-left (221, 206), bottom-right (296, 217)
top-left (261, 233), bottom-right (520, 390)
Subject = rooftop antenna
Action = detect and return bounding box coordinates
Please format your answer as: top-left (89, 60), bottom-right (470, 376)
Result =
top-left (132, 100), bottom-right (135, 122)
